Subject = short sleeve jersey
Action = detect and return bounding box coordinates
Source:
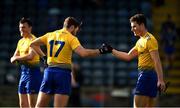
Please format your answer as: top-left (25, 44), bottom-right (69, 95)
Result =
top-left (17, 34), bottom-right (39, 65)
top-left (134, 32), bottom-right (158, 69)
top-left (39, 28), bottom-right (81, 65)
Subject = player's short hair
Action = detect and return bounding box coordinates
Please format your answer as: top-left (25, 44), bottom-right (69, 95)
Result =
top-left (19, 17), bottom-right (32, 27)
top-left (63, 17), bottom-right (82, 28)
top-left (130, 14), bottom-right (147, 28)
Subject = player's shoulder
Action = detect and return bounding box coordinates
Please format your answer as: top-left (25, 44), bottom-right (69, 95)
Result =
top-left (31, 34), bottom-right (37, 39)
top-left (145, 32), bottom-right (157, 41)
top-left (53, 28), bottom-right (77, 39)
top-left (62, 29), bottom-right (77, 38)
top-left (145, 32), bottom-right (158, 46)
top-left (53, 29), bottom-right (69, 36)
top-left (18, 37), bottom-right (25, 42)
top-left (41, 30), bottom-right (56, 38)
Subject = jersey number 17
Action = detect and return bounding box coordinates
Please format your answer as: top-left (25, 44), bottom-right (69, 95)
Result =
top-left (49, 40), bottom-right (65, 57)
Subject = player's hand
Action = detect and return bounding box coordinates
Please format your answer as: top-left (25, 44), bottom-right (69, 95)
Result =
top-left (158, 81), bottom-right (170, 95)
top-left (158, 80), bottom-right (166, 92)
top-left (99, 43), bottom-right (113, 54)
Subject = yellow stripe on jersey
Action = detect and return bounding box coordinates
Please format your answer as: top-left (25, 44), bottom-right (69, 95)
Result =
top-left (40, 28), bottom-right (81, 65)
top-left (17, 34), bottom-right (39, 65)
top-left (134, 32), bottom-right (158, 69)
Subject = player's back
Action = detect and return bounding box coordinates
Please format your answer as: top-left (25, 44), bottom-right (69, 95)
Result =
top-left (40, 28), bottom-right (80, 65)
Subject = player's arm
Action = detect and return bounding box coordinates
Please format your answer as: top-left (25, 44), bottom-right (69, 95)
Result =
top-left (71, 71), bottom-right (78, 87)
top-left (10, 48), bottom-right (36, 63)
top-left (10, 48), bottom-right (20, 63)
top-left (112, 47), bottom-right (138, 61)
top-left (12, 47), bottom-right (20, 57)
top-left (74, 45), bottom-right (100, 57)
top-left (30, 38), bottom-right (46, 57)
top-left (15, 48), bottom-right (36, 60)
top-left (150, 50), bottom-right (166, 91)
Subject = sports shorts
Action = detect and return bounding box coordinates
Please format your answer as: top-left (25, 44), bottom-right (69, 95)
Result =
top-left (134, 69), bottom-right (158, 97)
top-left (18, 64), bottom-right (43, 94)
top-left (39, 67), bottom-right (71, 95)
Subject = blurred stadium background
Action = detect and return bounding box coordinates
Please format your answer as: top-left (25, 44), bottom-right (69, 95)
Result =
top-left (0, 0), bottom-right (180, 107)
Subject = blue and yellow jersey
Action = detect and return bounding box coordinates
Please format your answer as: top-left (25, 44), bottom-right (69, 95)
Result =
top-left (39, 28), bottom-right (81, 65)
top-left (17, 34), bottom-right (39, 65)
top-left (134, 32), bottom-right (158, 69)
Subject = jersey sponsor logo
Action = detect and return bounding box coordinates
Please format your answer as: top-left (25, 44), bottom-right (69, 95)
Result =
top-left (145, 34), bottom-right (151, 40)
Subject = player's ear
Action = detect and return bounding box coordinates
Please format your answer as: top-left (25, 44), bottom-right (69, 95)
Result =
top-left (69, 25), bottom-right (75, 31)
top-left (29, 26), bottom-right (32, 31)
top-left (140, 23), bottom-right (145, 28)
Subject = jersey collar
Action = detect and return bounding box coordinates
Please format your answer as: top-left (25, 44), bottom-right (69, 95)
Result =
top-left (141, 32), bottom-right (149, 38)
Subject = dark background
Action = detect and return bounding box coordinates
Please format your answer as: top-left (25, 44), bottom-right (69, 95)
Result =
top-left (0, 0), bottom-right (180, 107)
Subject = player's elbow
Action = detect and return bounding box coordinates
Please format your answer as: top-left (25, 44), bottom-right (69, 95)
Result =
top-left (78, 52), bottom-right (88, 58)
top-left (75, 47), bottom-right (89, 57)
top-left (116, 55), bottom-right (132, 61)
top-left (30, 43), bottom-right (35, 48)
top-left (126, 57), bottom-right (132, 61)
top-left (27, 54), bottom-right (34, 60)
top-left (125, 53), bottom-right (136, 61)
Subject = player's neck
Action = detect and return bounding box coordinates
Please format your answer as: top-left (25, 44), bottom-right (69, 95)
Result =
top-left (140, 29), bottom-right (148, 37)
top-left (23, 33), bottom-right (32, 38)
